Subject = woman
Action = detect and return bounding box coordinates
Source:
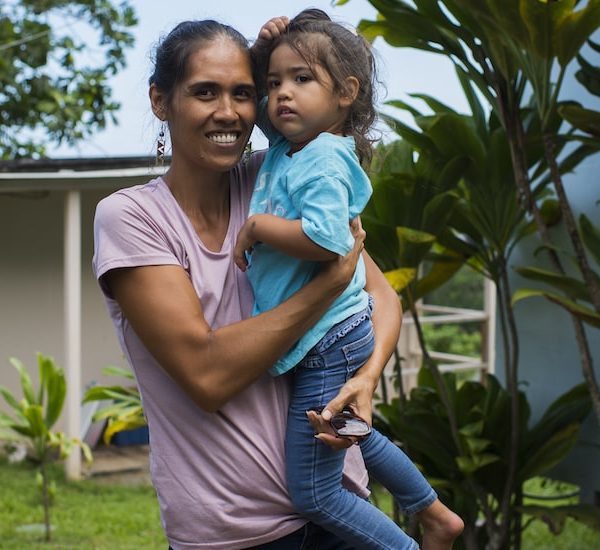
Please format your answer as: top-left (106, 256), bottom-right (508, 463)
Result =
top-left (92, 17), bottom-right (461, 550)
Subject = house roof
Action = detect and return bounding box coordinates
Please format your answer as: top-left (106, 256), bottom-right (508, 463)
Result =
top-left (0, 156), bottom-right (168, 193)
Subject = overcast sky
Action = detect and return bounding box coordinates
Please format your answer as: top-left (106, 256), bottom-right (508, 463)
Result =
top-left (48, 0), bottom-right (467, 158)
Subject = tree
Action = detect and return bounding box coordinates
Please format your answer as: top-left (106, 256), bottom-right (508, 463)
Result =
top-left (0, 0), bottom-right (137, 159)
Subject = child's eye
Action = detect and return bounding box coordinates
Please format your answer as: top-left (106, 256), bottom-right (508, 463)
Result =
top-left (296, 75), bottom-right (311, 83)
top-left (267, 79), bottom-right (280, 89)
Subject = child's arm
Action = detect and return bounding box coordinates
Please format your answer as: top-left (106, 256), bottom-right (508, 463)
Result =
top-left (234, 213), bottom-right (336, 271)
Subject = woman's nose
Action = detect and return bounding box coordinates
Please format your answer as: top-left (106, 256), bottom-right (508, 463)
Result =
top-left (214, 96), bottom-right (238, 121)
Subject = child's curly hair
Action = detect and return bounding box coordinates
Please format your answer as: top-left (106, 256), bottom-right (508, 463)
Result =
top-left (253, 9), bottom-right (378, 167)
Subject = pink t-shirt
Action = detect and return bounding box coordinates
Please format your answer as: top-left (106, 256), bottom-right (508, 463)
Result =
top-left (92, 153), bottom-right (368, 549)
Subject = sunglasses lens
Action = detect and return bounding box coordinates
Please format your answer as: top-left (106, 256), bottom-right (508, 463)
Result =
top-left (331, 411), bottom-right (371, 437)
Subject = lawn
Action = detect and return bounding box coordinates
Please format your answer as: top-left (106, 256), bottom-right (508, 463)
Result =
top-left (371, 479), bottom-right (600, 550)
top-left (0, 458), bottom-right (165, 549)
top-left (2, 457), bottom-right (599, 549)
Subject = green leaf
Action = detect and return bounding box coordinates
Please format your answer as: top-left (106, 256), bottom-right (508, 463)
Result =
top-left (580, 213), bottom-right (600, 267)
top-left (512, 288), bottom-right (600, 328)
top-left (380, 114), bottom-right (439, 154)
top-left (520, 424), bottom-right (582, 480)
top-left (9, 358), bottom-right (36, 405)
top-left (559, 104), bottom-right (600, 137)
top-left (0, 385), bottom-right (21, 412)
top-left (555, 1), bottom-right (600, 66)
top-left (383, 268), bottom-right (417, 293)
top-left (44, 363), bottom-right (66, 429)
top-left (456, 452), bottom-right (499, 474)
top-left (514, 266), bottom-right (591, 301)
top-left (22, 404), bottom-right (47, 438)
top-left (101, 365), bottom-right (135, 379)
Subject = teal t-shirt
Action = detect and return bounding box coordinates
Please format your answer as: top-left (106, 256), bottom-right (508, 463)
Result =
top-left (247, 132), bottom-right (372, 376)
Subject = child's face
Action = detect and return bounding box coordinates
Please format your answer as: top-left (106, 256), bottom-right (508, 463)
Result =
top-left (266, 43), bottom-right (349, 153)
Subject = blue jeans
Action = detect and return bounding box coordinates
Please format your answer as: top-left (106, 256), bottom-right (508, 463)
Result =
top-left (285, 303), bottom-right (437, 549)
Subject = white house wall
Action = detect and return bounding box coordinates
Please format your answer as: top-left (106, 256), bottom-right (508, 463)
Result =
top-left (0, 188), bottom-right (128, 434)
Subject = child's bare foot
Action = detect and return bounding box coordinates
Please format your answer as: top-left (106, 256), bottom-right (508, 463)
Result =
top-left (416, 499), bottom-right (464, 549)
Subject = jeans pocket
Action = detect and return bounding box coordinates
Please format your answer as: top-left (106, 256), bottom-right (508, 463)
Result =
top-left (342, 324), bottom-right (375, 376)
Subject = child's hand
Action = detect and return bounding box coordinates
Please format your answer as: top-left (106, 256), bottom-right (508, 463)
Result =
top-left (234, 218), bottom-right (257, 271)
top-left (257, 16), bottom-right (289, 43)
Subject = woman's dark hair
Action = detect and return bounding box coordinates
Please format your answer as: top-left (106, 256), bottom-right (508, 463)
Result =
top-left (149, 20), bottom-right (250, 103)
top-left (254, 9), bottom-right (378, 166)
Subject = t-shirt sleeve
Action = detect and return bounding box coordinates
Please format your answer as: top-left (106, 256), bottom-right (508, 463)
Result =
top-left (286, 139), bottom-right (372, 256)
top-left (289, 174), bottom-right (354, 256)
top-left (92, 192), bottom-right (180, 297)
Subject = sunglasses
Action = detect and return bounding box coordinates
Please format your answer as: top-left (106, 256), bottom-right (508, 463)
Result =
top-left (310, 406), bottom-right (372, 438)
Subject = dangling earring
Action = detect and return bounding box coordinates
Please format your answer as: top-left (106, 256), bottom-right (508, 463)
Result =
top-left (242, 141), bottom-right (252, 164)
top-left (156, 123), bottom-right (166, 166)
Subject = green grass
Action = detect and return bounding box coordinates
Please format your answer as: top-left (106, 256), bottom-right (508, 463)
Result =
top-left (0, 458), bottom-right (166, 549)
top-left (370, 479), bottom-right (600, 549)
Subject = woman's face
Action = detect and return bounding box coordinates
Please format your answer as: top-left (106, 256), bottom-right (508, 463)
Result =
top-left (162, 37), bottom-right (257, 174)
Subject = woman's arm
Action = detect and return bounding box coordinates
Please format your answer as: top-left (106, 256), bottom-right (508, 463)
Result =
top-left (309, 250), bottom-right (401, 447)
top-left (104, 227), bottom-right (364, 413)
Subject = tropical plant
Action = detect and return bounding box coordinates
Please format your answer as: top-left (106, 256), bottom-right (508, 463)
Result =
top-left (0, 353), bottom-right (91, 541)
top-left (0, 0), bottom-right (137, 159)
top-left (374, 369), bottom-right (597, 549)
top-left (82, 366), bottom-right (146, 445)
top-left (346, 0), bottom-right (600, 437)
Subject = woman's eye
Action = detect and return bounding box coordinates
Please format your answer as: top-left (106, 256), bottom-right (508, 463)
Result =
top-left (196, 88), bottom-right (214, 99)
top-left (235, 88), bottom-right (254, 99)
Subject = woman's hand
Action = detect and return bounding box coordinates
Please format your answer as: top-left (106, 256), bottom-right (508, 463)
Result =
top-left (318, 216), bottom-right (366, 294)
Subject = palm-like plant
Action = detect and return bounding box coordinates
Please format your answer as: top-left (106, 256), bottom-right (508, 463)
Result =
top-left (0, 353), bottom-right (91, 541)
top-left (83, 365), bottom-right (146, 445)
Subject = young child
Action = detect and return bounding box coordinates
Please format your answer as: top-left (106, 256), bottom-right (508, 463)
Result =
top-left (234, 10), bottom-right (462, 549)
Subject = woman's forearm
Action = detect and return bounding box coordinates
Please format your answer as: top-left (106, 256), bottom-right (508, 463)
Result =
top-left (357, 251), bottom-right (402, 390)
top-left (107, 236), bottom-right (362, 412)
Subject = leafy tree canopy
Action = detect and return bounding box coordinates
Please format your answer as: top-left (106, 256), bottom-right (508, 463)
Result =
top-left (0, 0), bottom-right (137, 159)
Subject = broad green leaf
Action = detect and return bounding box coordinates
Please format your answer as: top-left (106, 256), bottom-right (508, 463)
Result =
top-left (45, 365), bottom-right (66, 429)
top-left (456, 452), bottom-right (499, 474)
top-left (575, 51), bottom-right (600, 96)
top-left (383, 268), bottom-right (417, 292)
top-left (520, 424), bottom-right (581, 480)
top-left (37, 353), bottom-right (54, 405)
top-left (556, 1), bottom-right (600, 66)
top-left (9, 358), bottom-right (36, 405)
top-left (22, 404), bottom-right (47, 437)
top-left (514, 266), bottom-right (590, 301)
top-left (558, 104), bottom-right (600, 137)
top-left (385, 99), bottom-right (423, 119)
top-left (512, 288), bottom-right (600, 327)
top-left (409, 93), bottom-right (457, 115)
top-left (520, 0), bottom-right (573, 60)
top-left (0, 385), bottom-right (21, 412)
top-left (380, 114), bottom-right (439, 154)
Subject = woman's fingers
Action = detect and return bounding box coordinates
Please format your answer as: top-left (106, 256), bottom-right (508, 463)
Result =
top-left (306, 410), bottom-right (354, 451)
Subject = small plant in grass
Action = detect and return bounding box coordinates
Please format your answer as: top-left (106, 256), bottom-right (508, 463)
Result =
top-left (0, 353), bottom-right (92, 542)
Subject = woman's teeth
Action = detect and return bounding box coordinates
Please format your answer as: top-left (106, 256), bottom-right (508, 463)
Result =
top-left (208, 133), bottom-right (238, 144)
